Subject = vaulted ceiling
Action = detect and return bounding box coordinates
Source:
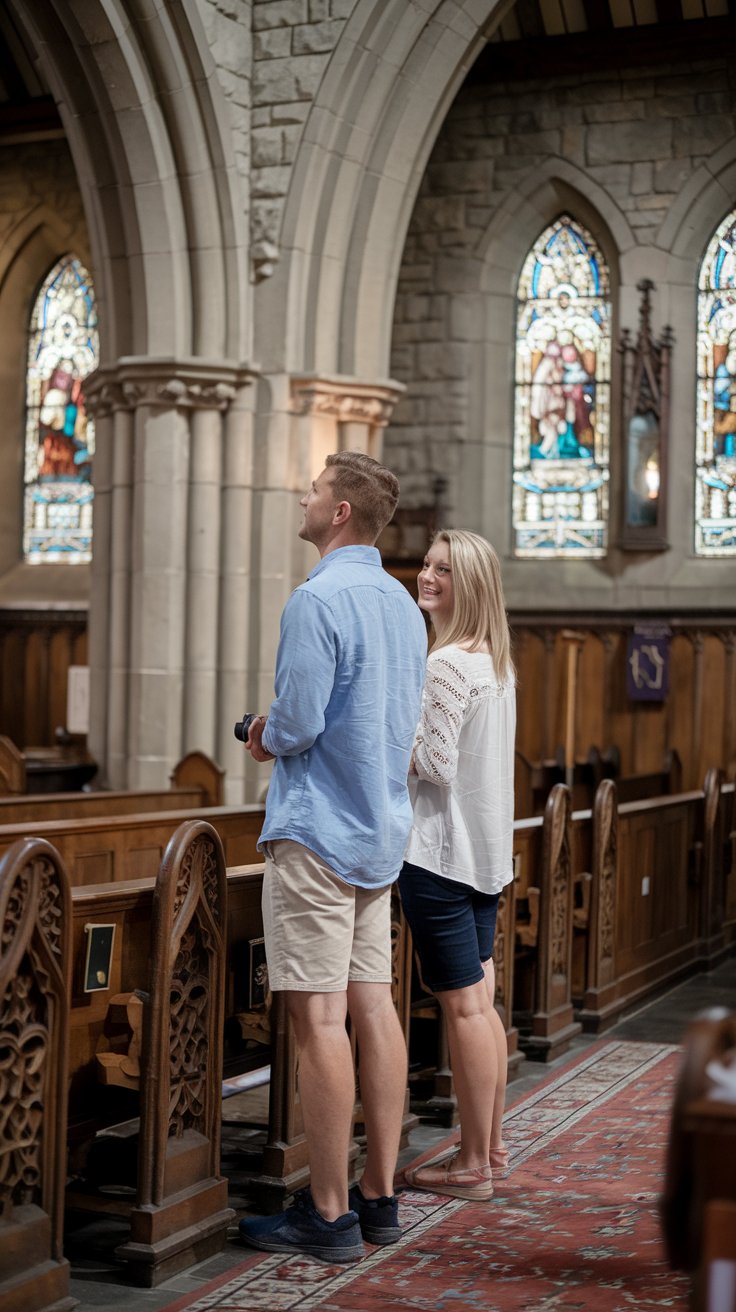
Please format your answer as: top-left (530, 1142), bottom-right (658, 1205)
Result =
top-left (493, 0), bottom-right (733, 41)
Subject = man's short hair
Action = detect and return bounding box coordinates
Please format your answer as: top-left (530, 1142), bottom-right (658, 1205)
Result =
top-left (325, 452), bottom-right (400, 541)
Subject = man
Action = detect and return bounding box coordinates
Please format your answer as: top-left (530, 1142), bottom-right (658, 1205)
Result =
top-left (238, 451), bottom-right (427, 1263)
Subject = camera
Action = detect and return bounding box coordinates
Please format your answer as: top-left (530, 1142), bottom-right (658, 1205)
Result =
top-left (234, 713), bottom-right (257, 743)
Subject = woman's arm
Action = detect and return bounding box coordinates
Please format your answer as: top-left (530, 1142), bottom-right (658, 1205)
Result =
top-left (413, 653), bottom-right (470, 786)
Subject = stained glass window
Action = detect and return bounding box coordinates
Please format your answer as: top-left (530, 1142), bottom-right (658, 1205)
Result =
top-left (23, 255), bottom-right (98, 563)
top-left (512, 216), bottom-right (611, 558)
top-left (696, 212), bottom-right (736, 556)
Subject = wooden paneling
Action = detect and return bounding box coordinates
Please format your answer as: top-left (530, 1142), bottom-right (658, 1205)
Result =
top-left (0, 608), bottom-right (87, 749)
top-left (0, 805), bottom-right (264, 885)
top-left (512, 615), bottom-right (736, 793)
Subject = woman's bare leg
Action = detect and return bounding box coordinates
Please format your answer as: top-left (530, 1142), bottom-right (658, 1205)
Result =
top-left (481, 957), bottom-right (508, 1154)
top-left (436, 978), bottom-right (497, 1170)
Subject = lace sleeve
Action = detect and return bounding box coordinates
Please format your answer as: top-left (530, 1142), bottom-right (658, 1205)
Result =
top-left (413, 653), bottom-right (470, 786)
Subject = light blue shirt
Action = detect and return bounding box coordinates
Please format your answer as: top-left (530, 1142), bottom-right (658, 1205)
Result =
top-left (259, 545), bottom-right (427, 888)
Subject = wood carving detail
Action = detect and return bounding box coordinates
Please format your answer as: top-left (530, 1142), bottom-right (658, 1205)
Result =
top-left (168, 929), bottom-right (210, 1137)
top-left (594, 779), bottom-right (618, 964)
top-left (136, 821), bottom-right (227, 1211)
top-left (546, 787), bottom-right (572, 979)
top-left (0, 838), bottom-right (71, 1273)
top-left (0, 965), bottom-right (46, 1214)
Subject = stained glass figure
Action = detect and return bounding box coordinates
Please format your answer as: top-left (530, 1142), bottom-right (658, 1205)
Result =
top-left (696, 212), bottom-right (736, 555)
top-left (23, 255), bottom-right (98, 563)
top-left (513, 216), bottom-right (611, 557)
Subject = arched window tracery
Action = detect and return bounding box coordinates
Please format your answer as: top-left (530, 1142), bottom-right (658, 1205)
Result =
top-left (512, 215), bottom-right (611, 558)
top-left (23, 255), bottom-right (98, 564)
top-left (696, 212), bottom-right (736, 556)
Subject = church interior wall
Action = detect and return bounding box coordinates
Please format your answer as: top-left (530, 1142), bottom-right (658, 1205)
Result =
top-left (0, 139), bottom-right (90, 591)
top-left (1, 2), bottom-right (735, 794)
top-left (385, 30), bottom-right (736, 612)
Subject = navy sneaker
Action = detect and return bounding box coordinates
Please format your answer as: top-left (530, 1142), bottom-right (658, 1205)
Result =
top-left (348, 1183), bottom-right (402, 1245)
top-left (238, 1188), bottom-right (364, 1263)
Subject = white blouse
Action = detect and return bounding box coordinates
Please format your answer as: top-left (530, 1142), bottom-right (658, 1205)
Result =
top-left (404, 645), bottom-right (516, 895)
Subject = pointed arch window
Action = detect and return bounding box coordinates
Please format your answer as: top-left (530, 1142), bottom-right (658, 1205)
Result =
top-left (696, 212), bottom-right (736, 556)
top-left (23, 255), bottom-right (98, 563)
top-left (512, 215), bottom-right (611, 558)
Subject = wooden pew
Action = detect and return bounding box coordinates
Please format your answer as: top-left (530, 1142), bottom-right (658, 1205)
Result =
top-left (0, 803), bottom-right (263, 884)
top-left (0, 836), bottom-right (74, 1312)
top-left (0, 731), bottom-right (97, 794)
top-left (0, 748), bottom-right (225, 821)
top-left (118, 820), bottom-right (234, 1286)
top-left (661, 1010), bottom-right (736, 1312)
top-left (512, 784), bottom-right (581, 1061)
top-left (66, 824), bottom-right (245, 1285)
top-left (573, 773), bottom-right (730, 1033)
top-left (514, 743), bottom-right (682, 818)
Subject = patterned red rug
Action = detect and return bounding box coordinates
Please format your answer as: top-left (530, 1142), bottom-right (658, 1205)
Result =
top-left (161, 1040), bottom-right (690, 1311)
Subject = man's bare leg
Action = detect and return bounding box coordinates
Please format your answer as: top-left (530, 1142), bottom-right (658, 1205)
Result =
top-left (286, 989), bottom-right (356, 1220)
top-left (347, 981), bottom-right (408, 1199)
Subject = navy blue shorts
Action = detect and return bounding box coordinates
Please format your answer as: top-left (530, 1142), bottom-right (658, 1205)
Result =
top-left (398, 860), bottom-right (501, 993)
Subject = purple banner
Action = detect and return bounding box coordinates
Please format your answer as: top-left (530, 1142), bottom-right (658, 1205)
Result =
top-left (626, 626), bottom-right (671, 702)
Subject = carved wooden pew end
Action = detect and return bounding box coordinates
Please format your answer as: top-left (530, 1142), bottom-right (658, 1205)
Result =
top-left (0, 837), bottom-right (75, 1312)
top-left (114, 821), bottom-right (236, 1286)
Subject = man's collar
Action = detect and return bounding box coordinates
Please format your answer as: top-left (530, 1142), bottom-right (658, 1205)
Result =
top-left (307, 544), bottom-right (381, 579)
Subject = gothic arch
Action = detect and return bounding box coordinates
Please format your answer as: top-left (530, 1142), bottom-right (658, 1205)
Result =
top-left (260, 0), bottom-right (508, 382)
top-left (661, 137), bottom-right (736, 270)
top-left (476, 161), bottom-right (632, 299)
top-left (0, 207), bottom-right (90, 575)
top-left (8, 0), bottom-right (248, 365)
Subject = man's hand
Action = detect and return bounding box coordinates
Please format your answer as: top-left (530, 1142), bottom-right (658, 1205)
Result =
top-left (247, 715), bottom-right (275, 763)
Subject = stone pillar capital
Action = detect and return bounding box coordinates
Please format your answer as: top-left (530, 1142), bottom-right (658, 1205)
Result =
top-left (289, 374), bottom-right (405, 427)
top-left (85, 358), bottom-right (259, 417)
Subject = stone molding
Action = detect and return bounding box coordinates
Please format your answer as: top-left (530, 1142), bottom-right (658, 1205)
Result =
top-left (289, 374), bottom-right (406, 427)
top-left (84, 359), bottom-right (259, 417)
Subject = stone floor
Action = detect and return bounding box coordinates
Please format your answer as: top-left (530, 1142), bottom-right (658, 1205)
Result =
top-left (64, 955), bottom-right (736, 1310)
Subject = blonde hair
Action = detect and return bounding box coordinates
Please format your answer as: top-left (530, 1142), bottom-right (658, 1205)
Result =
top-left (430, 529), bottom-right (514, 683)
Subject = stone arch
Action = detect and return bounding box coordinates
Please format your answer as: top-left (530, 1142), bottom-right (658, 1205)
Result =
top-left (0, 206), bottom-right (90, 575)
top-left (476, 160), bottom-right (633, 299)
top-left (3, 1), bottom-right (255, 791)
top-left (10, 0), bottom-right (248, 364)
top-left (260, 0), bottom-right (508, 382)
top-left (661, 137), bottom-right (736, 272)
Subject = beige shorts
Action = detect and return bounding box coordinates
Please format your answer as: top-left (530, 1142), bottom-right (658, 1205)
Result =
top-left (261, 839), bottom-right (393, 992)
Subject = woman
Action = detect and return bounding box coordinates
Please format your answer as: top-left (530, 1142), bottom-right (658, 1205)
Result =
top-left (400, 529), bottom-right (515, 1202)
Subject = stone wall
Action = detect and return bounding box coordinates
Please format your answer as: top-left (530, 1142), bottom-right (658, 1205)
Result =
top-left (200, 0), bottom-right (356, 280)
top-left (0, 140), bottom-right (88, 261)
top-left (386, 50), bottom-right (736, 516)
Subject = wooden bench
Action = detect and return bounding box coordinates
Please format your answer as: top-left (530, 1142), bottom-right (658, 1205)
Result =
top-left (0, 802), bottom-right (263, 884)
top-left (0, 836), bottom-right (73, 1312)
top-left (0, 731), bottom-right (97, 793)
top-left (572, 771), bottom-right (732, 1033)
top-left (0, 748), bottom-right (225, 820)
top-left (66, 860), bottom-right (418, 1221)
top-left (515, 744), bottom-right (682, 818)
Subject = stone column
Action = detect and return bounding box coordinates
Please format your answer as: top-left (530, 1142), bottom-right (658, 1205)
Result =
top-left (85, 359), bottom-right (256, 791)
top-left (219, 383), bottom-right (256, 805)
top-left (244, 372), bottom-right (406, 803)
